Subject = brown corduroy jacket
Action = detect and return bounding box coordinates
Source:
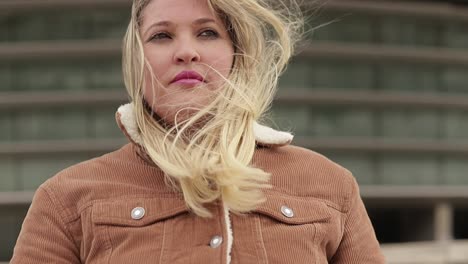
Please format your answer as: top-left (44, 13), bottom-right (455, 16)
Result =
top-left (11, 103), bottom-right (385, 264)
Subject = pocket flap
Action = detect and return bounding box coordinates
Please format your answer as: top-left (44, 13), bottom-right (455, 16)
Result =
top-left (254, 192), bottom-right (332, 224)
top-left (92, 196), bottom-right (189, 227)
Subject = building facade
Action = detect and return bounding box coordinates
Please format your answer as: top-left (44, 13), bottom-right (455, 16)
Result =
top-left (1, 0), bottom-right (468, 263)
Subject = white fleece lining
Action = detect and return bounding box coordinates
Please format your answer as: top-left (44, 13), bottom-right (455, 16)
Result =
top-left (223, 203), bottom-right (233, 264)
top-left (253, 121), bottom-right (294, 146)
top-left (117, 103), bottom-right (144, 145)
top-left (117, 103), bottom-right (293, 147)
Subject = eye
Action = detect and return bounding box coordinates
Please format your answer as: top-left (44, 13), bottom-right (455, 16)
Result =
top-left (198, 29), bottom-right (219, 39)
top-left (149, 32), bottom-right (171, 41)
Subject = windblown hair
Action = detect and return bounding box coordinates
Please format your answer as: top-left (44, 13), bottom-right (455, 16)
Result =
top-left (122, 0), bottom-right (303, 217)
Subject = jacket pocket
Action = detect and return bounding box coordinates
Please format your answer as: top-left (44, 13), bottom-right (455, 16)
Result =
top-left (254, 192), bottom-right (332, 224)
top-left (253, 192), bottom-right (334, 264)
top-left (92, 196), bottom-right (188, 226)
top-left (90, 196), bottom-right (189, 264)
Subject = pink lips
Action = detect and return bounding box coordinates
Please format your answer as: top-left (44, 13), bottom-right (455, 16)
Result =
top-left (171, 71), bottom-right (204, 86)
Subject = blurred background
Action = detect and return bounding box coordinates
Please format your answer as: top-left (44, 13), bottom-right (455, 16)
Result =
top-left (1, 0), bottom-right (468, 263)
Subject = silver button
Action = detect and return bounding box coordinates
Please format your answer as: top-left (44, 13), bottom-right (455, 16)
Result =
top-left (210, 235), bottom-right (223, 248)
top-left (281, 205), bottom-right (294, 218)
top-left (131, 207), bottom-right (145, 220)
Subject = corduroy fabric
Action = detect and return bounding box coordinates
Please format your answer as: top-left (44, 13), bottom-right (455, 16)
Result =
top-left (11, 116), bottom-right (386, 263)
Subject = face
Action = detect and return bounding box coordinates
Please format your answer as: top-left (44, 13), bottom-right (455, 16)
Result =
top-left (139, 0), bottom-right (234, 124)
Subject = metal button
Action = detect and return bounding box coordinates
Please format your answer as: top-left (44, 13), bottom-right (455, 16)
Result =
top-left (210, 235), bottom-right (223, 248)
top-left (281, 205), bottom-right (294, 218)
top-left (131, 207), bottom-right (145, 220)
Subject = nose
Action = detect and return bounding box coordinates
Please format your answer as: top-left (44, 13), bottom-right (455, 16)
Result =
top-left (173, 41), bottom-right (200, 64)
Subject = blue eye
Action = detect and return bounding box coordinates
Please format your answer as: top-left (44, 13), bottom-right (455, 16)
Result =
top-left (199, 29), bottom-right (218, 38)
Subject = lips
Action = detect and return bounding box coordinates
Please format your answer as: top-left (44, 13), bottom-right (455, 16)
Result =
top-left (171, 70), bottom-right (205, 85)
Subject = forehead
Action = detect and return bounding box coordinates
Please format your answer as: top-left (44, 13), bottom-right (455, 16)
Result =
top-left (140, 0), bottom-right (216, 26)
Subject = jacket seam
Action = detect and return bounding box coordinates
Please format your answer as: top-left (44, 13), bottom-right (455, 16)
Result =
top-left (41, 185), bottom-right (82, 259)
top-left (158, 221), bottom-right (167, 263)
top-left (92, 205), bottom-right (188, 224)
top-left (344, 175), bottom-right (358, 214)
top-left (42, 184), bottom-right (75, 222)
top-left (254, 215), bottom-right (269, 264)
top-left (105, 223), bottom-right (113, 264)
top-left (264, 190), bottom-right (343, 213)
top-left (312, 221), bottom-right (320, 264)
top-left (342, 170), bottom-right (356, 214)
top-left (338, 176), bottom-right (358, 247)
top-left (76, 194), bottom-right (185, 215)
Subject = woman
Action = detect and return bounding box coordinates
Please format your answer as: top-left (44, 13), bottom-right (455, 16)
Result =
top-left (11, 0), bottom-right (385, 263)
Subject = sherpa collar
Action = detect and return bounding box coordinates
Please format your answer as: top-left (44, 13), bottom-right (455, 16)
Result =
top-left (115, 103), bottom-right (293, 148)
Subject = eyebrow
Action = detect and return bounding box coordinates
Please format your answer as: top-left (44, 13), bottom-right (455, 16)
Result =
top-left (143, 18), bottom-right (217, 37)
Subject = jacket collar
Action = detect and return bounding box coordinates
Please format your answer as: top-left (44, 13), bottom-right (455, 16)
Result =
top-left (115, 103), bottom-right (293, 148)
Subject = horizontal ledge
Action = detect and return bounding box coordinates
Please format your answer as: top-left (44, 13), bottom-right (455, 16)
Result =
top-left (277, 90), bottom-right (468, 110)
top-left (0, 90), bottom-right (128, 109)
top-left (301, 41), bottom-right (468, 66)
top-left (294, 137), bottom-right (468, 154)
top-left (3, 39), bottom-right (468, 66)
top-left (0, 39), bottom-right (122, 61)
top-left (0, 139), bottom-right (126, 156)
top-left (381, 240), bottom-right (468, 258)
top-left (2, 0), bottom-right (468, 22)
top-left (3, 90), bottom-right (468, 110)
top-left (323, 0), bottom-right (468, 22)
top-left (1, 138), bottom-right (468, 156)
top-left (3, 186), bottom-right (468, 206)
top-left (0, 0), bottom-right (130, 13)
top-left (0, 191), bottom-right (34, 206)
top-left (361, 186), bottom-right (468, 200)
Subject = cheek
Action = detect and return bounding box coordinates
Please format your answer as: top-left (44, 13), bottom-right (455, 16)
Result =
top-left (143, 67), bottom-right (158, 100)
top-left (209, 45), bottom-right (235, 78)
top-left (143, 66), bottom-right (167, 111)
top-left (145, 61), bottom-right (170, 85)
top-left (143, 46), bottom-right (172, 81)
top-left (142, 53), bottom-right (171, 101)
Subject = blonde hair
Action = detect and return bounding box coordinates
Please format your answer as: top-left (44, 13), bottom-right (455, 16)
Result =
top-left (122, 0), bottom-right (303, 217)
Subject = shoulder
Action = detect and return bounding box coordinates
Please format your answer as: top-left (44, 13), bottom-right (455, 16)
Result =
top-left (43, 143), bottom-right (137, 187)
top-left (38, 143), bottom-right (162, 222)
top-left (254, 144), bottom-right (357, 213)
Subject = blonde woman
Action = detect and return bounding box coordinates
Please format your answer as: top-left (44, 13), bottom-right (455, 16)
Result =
top-left (11, 0), bottom-right (385, 263)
